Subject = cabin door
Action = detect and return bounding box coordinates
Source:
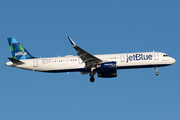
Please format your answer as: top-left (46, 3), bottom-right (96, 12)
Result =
top-left (33, 59), bottom-right (38, 67)
top-left (154, 52), bottom-right (159, 60)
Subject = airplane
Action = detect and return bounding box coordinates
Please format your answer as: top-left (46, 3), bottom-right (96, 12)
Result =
top-left (5, 37), bottom-right (176, 82)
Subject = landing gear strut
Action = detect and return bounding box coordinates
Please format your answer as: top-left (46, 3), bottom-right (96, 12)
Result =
top-left (89, 68), bottom-right (96, 82)
top-left (155, 67), bottom-right (159, 76)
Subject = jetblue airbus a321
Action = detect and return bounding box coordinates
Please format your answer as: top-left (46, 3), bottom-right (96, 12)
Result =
top-left (5, 37), bottom-right (176, 82)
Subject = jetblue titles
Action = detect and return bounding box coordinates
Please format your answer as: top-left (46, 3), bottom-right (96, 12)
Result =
top-left (15, 52), bottom-right (27, 56)
top-left (126, 54), bottom-right (152, 63)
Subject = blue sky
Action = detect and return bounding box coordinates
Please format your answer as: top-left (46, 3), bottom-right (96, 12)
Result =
top-left (1, 0), bottom-right (180, 120)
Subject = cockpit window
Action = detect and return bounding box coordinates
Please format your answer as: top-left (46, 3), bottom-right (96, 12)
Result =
top-left (163, 54), bottom-right (169, 57)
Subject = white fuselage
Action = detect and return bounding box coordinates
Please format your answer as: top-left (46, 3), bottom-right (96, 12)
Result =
top-left (5, 52), bottom-right (176, 73)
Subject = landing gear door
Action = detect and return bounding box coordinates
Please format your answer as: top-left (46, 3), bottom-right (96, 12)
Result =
top-left (154, 52), bottom-right (159, 60)
top-left (33, 59), bottom-right (38, 67)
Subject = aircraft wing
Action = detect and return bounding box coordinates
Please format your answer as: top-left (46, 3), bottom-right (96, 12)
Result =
top-left (68, 37), bottom-right (102, 68)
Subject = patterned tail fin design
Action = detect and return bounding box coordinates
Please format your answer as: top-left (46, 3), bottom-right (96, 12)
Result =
top-left (7, 38), bottom-right (35, 60)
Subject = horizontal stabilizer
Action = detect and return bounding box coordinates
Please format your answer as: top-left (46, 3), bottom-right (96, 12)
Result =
top-left (8, 57), bottom-right (24, 65)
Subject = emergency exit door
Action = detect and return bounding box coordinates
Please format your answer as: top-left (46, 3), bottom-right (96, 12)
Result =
top-left (120, 55), bottom-right (125, 62)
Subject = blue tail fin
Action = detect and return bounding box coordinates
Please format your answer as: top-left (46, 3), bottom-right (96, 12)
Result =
top-left (7, 38), bottom-right (35, 60)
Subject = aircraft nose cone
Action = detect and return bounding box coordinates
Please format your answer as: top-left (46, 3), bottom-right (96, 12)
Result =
top-left (172, 58), bottom-right (176, 64)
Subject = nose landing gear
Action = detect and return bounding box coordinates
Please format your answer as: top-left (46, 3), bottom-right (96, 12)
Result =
top-left (155, 67), bottom-right (159, 76)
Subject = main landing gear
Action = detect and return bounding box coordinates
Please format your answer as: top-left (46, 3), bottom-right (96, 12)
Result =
top-left (89, 71), bottom-right (96, 82)
top-left (90, 76), bottom-right (95, 82)
top-left (155, 67), bottom-right (159, 76)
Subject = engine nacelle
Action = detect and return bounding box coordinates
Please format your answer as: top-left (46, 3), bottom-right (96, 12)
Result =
top-left (97, 69), bottom-right (117, 78)
top-left (97, 61), bottom-right (116, 69)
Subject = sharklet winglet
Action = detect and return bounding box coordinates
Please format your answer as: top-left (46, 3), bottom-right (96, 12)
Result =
top-left (68, 37), bottom-right (76, 46)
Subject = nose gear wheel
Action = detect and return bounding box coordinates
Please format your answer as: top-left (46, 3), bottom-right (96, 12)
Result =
top-left (90, 76), bottom-right (95, 82)
top-left (155, 67), bottom-right (159, 76)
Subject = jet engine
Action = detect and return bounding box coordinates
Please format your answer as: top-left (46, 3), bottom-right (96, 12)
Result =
top-left (97, 61), bottom-right (116, 69)
top-left (97, 69), bottom-right (117, 78)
